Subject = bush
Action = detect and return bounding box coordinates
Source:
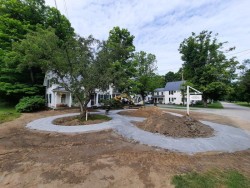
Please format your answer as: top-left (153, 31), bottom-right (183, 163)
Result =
top-left (194, 100), bottom-right (203, 105)
top-left (15, 96), bottom-right (45, 112)
top-left (101, 98), bottom-right (124, 109)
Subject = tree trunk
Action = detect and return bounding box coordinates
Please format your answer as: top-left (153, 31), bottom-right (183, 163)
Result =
top-left (203, 99), bottom-right (208, 107)
top-left (141, 93), bottom-right (145, 106)
top-left (77, 95), bottom-right (91, 121)
top-left (29, 67), bottom-right (34, 83)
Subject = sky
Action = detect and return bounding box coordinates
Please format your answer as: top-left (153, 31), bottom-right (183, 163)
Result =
top-left (44, 0), bottom-right (250, 75)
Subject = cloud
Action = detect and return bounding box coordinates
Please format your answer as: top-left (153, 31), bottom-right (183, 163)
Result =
top-left (45, 0), bottom-right (250, 75)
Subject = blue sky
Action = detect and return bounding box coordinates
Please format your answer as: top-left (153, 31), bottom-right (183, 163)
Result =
top-left (45, 0), bottom-right (250, 75)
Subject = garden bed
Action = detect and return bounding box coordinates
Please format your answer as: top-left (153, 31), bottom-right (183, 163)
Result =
top-left (53, 114), bottom-right (111, 126)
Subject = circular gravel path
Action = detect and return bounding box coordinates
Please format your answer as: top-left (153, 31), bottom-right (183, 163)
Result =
top-left (26, 110), bottom-right (250, 154)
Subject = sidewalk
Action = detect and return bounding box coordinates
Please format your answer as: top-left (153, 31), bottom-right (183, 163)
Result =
top-left (26, 110), bottom-right (250, 154)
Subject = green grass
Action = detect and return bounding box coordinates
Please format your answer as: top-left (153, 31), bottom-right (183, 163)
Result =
top-left (235, 102), bottom-right (250, 108)
top-left (0, 101), bottom-right (21, 124)
top-left (191, 101), bottom-right (223, 109)
top-left (172, 170), bottom-right (250, 188)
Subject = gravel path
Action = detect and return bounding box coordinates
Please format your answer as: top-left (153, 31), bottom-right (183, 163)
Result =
top-left (26, 110), bottom-right (250, 154)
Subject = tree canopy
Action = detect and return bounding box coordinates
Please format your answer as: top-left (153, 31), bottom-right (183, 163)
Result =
top-left (14, 27), bottom-right (111, 116)
top-left (165, 70), bottom-right (182, 83)
top-left (105, 26), bottom-right (136, 93)
top-left (0, 0), bottom-right (74, 103)
top-left (179, 30), bottom-right (238, 105)
top-left (131, 51), bottom-right (157, 102)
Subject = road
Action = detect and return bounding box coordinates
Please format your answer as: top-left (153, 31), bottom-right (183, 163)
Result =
top-left (157, 102), bottom-right (250, 122)
top-left (195, 102), bottom-right (250, 122)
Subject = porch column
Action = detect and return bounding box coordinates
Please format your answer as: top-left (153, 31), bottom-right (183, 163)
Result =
top-left (54, 92), bottom-right (57, 109)
top-left (95, 92), bottom-right (99, 105)
top-left (69, 93), bottom-right (72, 107)
top-left (110, 87), bottom-right (113, 99)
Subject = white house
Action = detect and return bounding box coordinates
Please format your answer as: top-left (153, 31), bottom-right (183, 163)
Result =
top-left (153, 81), bottom-right (186, 105)
top-left (43, 73), bottom-right (120, 109)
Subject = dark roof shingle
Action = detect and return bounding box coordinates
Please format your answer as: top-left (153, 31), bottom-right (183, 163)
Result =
top-left (154, 81), bottom-right (185, 92)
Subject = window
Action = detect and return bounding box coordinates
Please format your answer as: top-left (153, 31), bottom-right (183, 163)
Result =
top-left (61, 94), bottom-right (66, 103)
top-left (169, 91), bottom-right (174, 95)
top-left (47, 79), bottom-right (52, 88)
top-left (169, 97), bottom-right (176, 102)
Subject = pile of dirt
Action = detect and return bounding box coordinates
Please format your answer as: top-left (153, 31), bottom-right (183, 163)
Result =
top-left (53, 115), bottom-right (111, 126)
top-left (118, 107), bottom-right (159, 117)
top-left (121, 107), bottom-right (214, 138)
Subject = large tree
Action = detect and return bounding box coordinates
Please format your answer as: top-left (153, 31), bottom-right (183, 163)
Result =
top-left (241, 69), bottom-right (250, 104)
top-left (238, 59), bottom-right (250, 103)
top-left (179, 30), bottom-right (238, 106)
top-left (0, 0), bottom-right (74, 103)
top-left (132, 51), bottom-right (157, 103)
top-left (165, 70), bottom-right (182, 83)
top-left (106, 26), bottom-right (135, 93)
top-left (14, 28), bottom-right (111, 118)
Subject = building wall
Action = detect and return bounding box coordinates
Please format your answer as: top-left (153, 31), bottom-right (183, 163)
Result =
top-left (164, 90), bottom-right (183, 104)
top-left (45, 83), bottom-right (118, 108)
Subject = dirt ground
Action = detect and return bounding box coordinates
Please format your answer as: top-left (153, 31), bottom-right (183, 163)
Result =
top-left (120, 108), bottom-right (214, 138)
top-left (0, 108), bottom-right (250, 187)
top-left (53, 115), bottom-right (111, 126)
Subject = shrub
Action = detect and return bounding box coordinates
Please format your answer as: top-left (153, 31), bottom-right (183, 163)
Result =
top-left (15, 96), bottom-right (45, 112)
top-left (101, 98), bottom-right (124, 109)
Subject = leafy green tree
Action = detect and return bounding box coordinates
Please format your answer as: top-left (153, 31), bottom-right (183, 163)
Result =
top-left (106, 26), bottom-right (135, 93)
top-left (240, 68), bottom-right (250, 104)
top-left (0, 0), bottom-right (74, 103)
top-left (148, 74), bottom-right (165, 92)
top-left (165, 70), bottom-right (182, 83)
top-left (44, 7), bottom-right (74, 40)
top-left (14, 28), bottom-right (111, 118)
top-left (132, 51), bottom-right (157, 104)
top-left (179, 30), bottom-right (238, 106)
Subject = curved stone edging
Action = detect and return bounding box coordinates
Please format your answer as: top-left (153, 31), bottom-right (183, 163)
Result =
top-left (26, 110), bottom-right (250, 154)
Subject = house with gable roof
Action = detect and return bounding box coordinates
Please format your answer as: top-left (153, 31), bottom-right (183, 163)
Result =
top-left (153, 81), bottom-right (186, 104)
top-left (43, 72), bottom-right (120, 109)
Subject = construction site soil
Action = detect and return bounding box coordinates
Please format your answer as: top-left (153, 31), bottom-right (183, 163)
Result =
top-left (118, 107), bottom-right (214, 138)
top-left (0, 107), bottom-right (250, 187)
top-left (53, 115), bottom-right (111, 126)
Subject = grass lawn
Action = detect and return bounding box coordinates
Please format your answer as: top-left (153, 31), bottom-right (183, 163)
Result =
top-left (235, 102), bottom-right (250, 108)
top-left (0, 101), bottom-right (21, 124)
top-left (172, 170), bottom-right (250, 188)
top-left (155, 101), bottom-right (223, 110)
top-left (191, 101), bottom-right (223, 109)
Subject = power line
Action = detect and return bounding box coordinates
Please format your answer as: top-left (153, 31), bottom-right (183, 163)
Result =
top-left (227, 49), bottom-right (250, 56)
top-left (63, 0), bottom-right (69, 18)
top-left (53, 0), bottom-right (58, 9)
top-left (237, 51), bottom-right (250, 58)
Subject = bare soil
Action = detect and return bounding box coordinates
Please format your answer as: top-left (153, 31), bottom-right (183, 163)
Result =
top-left (119, 107), bottom-right (214, 138)
top-left (53, 115), bottom-right (111, 126)
top-left (0, 108), bottom-right (250, 187)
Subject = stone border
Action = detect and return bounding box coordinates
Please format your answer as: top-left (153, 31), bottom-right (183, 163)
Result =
top-left (26, 110), bottom-right (250, 154)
